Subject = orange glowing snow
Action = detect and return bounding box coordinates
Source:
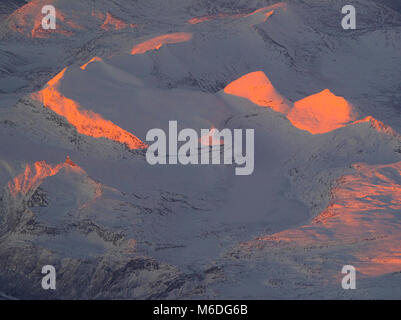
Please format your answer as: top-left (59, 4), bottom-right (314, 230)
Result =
top-left (199, 126), bottom-right (225, 146)
top-left (8, 160), bottom-right (67, 197)
top-left (131, 33), bottom-right (192, 55)
top-left (188, 13), bottom-right (232, 25)
top-left (92, 11), bottom-right (136, 31)
top-left (224, 72), bottom-right (359, 134)
top-left (31, 68), bottom-right (147, 149)
top-left (8, 0), bottom-right (50, 35)
top-left (224, 71), bottom-right (291, 113)
top-left (356, 249), bottom-right (401, 277)
top-left (101, 12), bottom-right (128, 31)
top-left (7, 158), bottom-right (102, 207)
top-left (262, 11), bottom-right (274, 22)
top-left (80, 57), bottom-right (103, 70)
top-left (256, 161), bottom-right (401, 277)
top-left (30, 15), bottom-right (73, 38)
top-left (287, 89), bottom-right (357, 134)
top-left (352, 116), bottom-right (399, 136)
top-left (92, 10), bottom-right (105, 21)
top-left (246, 3), bottom-right (287, 17)
top-left (8, 0), bottom-right (83, 38)
top-left (187, 3), bottom-right (286, 25)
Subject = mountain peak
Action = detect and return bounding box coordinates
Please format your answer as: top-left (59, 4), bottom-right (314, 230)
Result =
top-left (224, 71), bottom-right (291, 113)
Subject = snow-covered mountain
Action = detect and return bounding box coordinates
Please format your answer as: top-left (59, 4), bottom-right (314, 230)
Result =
top-left (0, 0), bottom-right (400, 299)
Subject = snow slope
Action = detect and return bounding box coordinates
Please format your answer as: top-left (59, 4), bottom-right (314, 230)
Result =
top-left (0, 0), bottom-right (400, 299)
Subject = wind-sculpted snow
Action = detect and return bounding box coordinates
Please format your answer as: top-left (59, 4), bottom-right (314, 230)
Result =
top-left (31, 67), bottom-right (147, 149)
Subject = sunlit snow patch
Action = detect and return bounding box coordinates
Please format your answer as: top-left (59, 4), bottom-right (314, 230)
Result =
top-left (31, 68), bottom-right (147, 149)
